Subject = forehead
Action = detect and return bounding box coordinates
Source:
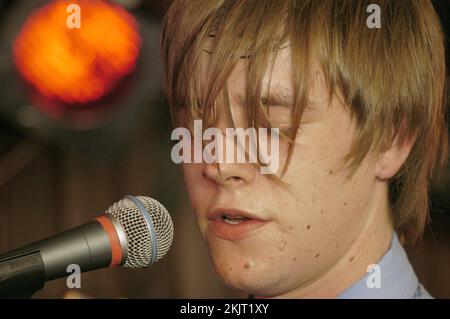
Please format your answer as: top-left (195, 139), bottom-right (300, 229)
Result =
top-left (199, 43), bottom-right (295, 97)
top-left (228, 46), bottom-right (293, 96)
top-left (199, 44), bottom-right (327, 105)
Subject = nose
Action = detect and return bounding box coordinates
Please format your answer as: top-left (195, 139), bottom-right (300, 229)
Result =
top-left (202, 91), bottom-right (259, 187)
top-left (203, 162), bottom-right (257, 187)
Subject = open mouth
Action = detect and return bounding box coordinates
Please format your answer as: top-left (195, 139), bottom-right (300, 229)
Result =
top-left (221, 214), bottom-right (250, 225)
top-left (207, 209), bottom-right (268, 241)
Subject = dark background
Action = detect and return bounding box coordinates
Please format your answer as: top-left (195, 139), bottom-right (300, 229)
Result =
top-left (0, 0), bottom-right (449, 298)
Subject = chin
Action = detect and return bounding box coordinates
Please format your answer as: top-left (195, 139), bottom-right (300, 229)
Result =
top-left (214, 264), bottom-right (271, 294)
top-left (216, 265), bottom-right (292, 297)
top-left (207, 241), bottom-right (290, 296)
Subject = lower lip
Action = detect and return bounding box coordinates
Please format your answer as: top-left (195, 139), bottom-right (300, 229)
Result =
top-left (208, 218), bottom-right (268, 241)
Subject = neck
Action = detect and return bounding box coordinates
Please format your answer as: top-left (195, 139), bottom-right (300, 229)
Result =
top-left (268, 182), bottom-right (394, 299)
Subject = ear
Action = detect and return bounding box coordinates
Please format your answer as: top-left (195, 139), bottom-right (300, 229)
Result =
top-left (375, 126), bottom-right (417, 181)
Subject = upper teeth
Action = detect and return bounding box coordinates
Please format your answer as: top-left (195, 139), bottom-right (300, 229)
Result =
top-left (223, 215), bottom-right (246, 224)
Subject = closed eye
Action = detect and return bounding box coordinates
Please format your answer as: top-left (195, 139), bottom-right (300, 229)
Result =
top-left (263, 104), bottom-right (293, 129)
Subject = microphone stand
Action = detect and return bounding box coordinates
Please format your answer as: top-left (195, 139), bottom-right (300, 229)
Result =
top-left (0, 249), bottom-right (45, 298)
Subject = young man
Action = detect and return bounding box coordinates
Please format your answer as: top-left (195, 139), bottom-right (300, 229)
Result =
top-left (161, 0), bottom-right (448, 298)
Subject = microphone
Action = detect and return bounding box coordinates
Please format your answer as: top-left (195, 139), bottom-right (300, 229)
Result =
top-left (0, 195), bottom-right (174, 298)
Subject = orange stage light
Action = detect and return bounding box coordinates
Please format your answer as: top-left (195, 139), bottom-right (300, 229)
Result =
top-left (13, 0), bottom-right (141, 106)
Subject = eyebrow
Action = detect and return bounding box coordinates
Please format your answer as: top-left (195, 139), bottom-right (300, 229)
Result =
top-left (235, 89), bottom-right (294, 107)
top-left (202, 49), bottom-right (251, 59)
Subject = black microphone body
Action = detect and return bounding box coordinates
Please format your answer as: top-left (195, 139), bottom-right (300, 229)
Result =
top-left (0, 195), bottom-right (174, 298)
top-left (1, 220), bottom-right (112, 280)
top-left (0, 220), bottom-right (113, 297)
top-left (0, 250), bottom-right (45, 298)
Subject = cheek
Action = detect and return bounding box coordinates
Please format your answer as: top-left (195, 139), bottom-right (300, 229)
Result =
top-left (282, 126), bottom-right (374, 225)
top-left (272, 121), bottom-right (376, 266)
top-left (182, 164), bottom-right (210, 213)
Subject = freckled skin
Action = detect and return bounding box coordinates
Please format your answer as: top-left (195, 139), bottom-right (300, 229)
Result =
top-left (183, 47), bottom-right (395, 297)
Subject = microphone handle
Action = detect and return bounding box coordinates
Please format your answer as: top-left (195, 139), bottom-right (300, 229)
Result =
top-left (0, 250), bottom-right (45, 298)
top-left (0, 220), bottom-right (113, 283)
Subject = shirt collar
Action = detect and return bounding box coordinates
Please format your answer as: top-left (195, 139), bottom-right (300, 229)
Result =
top-left (338, 232), bottom-right (420, 299)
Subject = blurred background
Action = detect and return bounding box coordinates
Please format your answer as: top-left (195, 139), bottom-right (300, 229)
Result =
top-left (0, 0), bottom-right (448, 298)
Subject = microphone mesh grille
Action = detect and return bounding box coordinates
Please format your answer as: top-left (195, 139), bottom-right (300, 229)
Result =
top-left (105, 196), bottom-right (174, 268)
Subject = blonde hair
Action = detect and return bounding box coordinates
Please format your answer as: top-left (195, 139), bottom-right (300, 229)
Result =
top-left (161, 0), bottom-right (448, 243)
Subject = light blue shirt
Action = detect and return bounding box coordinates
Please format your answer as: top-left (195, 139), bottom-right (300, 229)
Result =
top-left (338, 232), bottom-right (432, 299)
